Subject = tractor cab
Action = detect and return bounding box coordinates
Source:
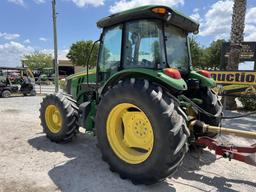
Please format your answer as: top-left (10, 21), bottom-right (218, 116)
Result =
top-left (96, 5), bottom-right (198, 83)
top-left (65, 5), bottom-right (215, 103)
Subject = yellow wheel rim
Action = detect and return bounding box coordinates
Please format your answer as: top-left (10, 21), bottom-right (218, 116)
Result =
top-left (107, 103), bottom-right (154, 164)
top-left (45, 105), bottom-right (62, 133)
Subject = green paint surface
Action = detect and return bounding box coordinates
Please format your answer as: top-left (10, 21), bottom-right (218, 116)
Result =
top-left (101, 68), bottom-right (187, 94)
top-left (189, 70), bottom-right (216, 88)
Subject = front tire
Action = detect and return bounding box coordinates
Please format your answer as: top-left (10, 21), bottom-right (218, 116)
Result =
top-left (95, 79), bottom-right (189, 184)
top-left (39, 93), bottom-right (79, 142)
top-left (30, 90), bottom-right (36, 96)
top-left (2, 90), bottom-right (11, 98)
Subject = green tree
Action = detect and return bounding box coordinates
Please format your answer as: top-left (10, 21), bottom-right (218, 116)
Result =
top-left (189, 37), bottom-right (201, 66)
top-left (189, 37), bottom-right (210, 69)
top-left (23, 51), bottom-right (53, 70)
top-left (200, 48), bottom-right (211, 69)
top-left (189, 37), bottom-right (225, 70)
top-left (67, 40), bottom-right (99, 67)
top-left (189, 37), bottom-right (202, 68)
top-left (207, 39), bottom-right (226, 70)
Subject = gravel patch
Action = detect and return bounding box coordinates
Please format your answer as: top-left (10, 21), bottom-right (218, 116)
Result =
top-left (0, 96), bottom-right (255, 192)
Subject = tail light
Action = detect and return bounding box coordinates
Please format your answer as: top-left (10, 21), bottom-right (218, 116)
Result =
top-left (198, 70), bottom-right (211, 78)
top-left (163, 68), bottom-right (181, 79)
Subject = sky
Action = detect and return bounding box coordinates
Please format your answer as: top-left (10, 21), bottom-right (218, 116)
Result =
top-left (0, 0), bottom-right (255, 67)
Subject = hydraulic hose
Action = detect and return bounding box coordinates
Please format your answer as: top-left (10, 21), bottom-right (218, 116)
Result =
top-left (179, 95), bottom-right (256, 120)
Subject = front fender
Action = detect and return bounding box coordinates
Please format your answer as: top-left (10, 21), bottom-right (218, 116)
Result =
top-left (100, 68), bottom-right (187, 95)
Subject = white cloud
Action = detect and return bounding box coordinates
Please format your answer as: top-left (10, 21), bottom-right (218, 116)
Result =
top-left (23, 39), bottom-right (31, 44)
top-left (190, 13), bottom-right (201, 21)
top-left (40, 49), bottom-right (53, 55)
top-left (244, 24), bottom-right (256, 41)
top-left (199, 0), bottom-right (233, 37)
top-left (0, 41), bottom-right (69, 67)
top-left (71, 0), bottom-right (104, 7)
top-left (109, 0), bottom-right (184, 13)
top-left (40, 49), bottom-right (69, 58)
top-left (198, 0), bottom-right (256, 42)
top-left (8, 0), bottom-right (24, 6)
top-left (244, 7), bottom-right (256, 41)
top-left (193, 8), bottom-right (199, 13)
top-left (190, 12), bottom-right (200, 22)
top-left (8, 0), bottom-right (46, 6)
top-left (190, 8), bottom-right (201, 23)
top-left (33, 0), bottom-right (46, 4)
top-left (39, 37), bottom-right (48, 42)
top-left (246, 7), bottom-right (256, 24)
top-left (0, 41), bottom-right (34, 67)
top-left (0, 32), bottom-right (20, 40)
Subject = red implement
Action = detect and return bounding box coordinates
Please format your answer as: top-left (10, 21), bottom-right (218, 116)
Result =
top-left (196, 137), bottom-right (256, 166)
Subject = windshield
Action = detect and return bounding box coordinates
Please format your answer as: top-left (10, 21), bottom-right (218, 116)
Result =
top-left (165, 25), bottom-right (189, 72)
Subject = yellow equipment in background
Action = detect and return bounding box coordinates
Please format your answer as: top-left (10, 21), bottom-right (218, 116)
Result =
top-left (211, 71), bottom-right (256, 96)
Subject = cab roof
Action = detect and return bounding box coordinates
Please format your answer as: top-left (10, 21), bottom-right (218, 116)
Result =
top-left (97, 5), bottom-right (199, 33)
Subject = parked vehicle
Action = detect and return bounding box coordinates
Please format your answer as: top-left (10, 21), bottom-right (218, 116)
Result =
top-left (0, 67), bottom-right (36, 97)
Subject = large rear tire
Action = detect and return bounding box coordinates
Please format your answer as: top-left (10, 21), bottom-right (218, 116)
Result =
top-left (39, 93), bottom-right (79, 142)
top-left (95, 78), bottom-right (189, 184)
top-left (198, 88), bottom-right (223, 137)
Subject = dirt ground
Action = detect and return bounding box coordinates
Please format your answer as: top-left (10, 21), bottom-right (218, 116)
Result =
top-left (0, 96), bottom-right (255, 192)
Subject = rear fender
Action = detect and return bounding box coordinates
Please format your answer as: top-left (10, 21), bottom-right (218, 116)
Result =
top-left (189, 70), bottom-right (216, 88)
top-left (100, 68), bottom-right (187, 96)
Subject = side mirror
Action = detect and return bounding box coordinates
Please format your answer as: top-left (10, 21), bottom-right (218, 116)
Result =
top-left (193, 30), bottom-right (199, 35)
top-left (166, 12), bottom-right (172, 22)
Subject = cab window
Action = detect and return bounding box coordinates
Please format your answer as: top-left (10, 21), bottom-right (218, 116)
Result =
top-left (98, 25), bottom-right (122, 82)
top-left (123, 20), bottom-right (165, 68)
top-left (165, 25), bottom-right (189, 72)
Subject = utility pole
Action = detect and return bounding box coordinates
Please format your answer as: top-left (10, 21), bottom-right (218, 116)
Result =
top-left (52, 0), bottom-right (59, 92)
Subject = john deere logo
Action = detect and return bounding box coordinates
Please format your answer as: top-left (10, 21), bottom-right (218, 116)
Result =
top-left (211, 71), bottom-right (256, 85)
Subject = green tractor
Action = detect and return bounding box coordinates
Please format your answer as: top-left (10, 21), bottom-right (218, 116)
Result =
top-left (40, 5), bottom-right (222, 184)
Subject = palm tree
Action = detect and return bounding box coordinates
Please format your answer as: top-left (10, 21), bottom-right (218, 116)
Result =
top-left (226, 0), bottom-right (247, 109)
top-left (227, 0), bottom-right (247, 70)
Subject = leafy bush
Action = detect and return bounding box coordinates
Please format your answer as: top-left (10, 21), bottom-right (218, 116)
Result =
top-left (59, 79), bottom-right (65, 90)
top-left (239, 95), bottom-right (256, 111)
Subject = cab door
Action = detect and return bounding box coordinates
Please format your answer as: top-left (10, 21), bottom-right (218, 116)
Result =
top-left (97, 25), bottom-right (123, 84)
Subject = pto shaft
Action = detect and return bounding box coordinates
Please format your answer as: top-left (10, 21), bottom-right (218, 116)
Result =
top-left (190, 120), bottom-right (256, 139)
